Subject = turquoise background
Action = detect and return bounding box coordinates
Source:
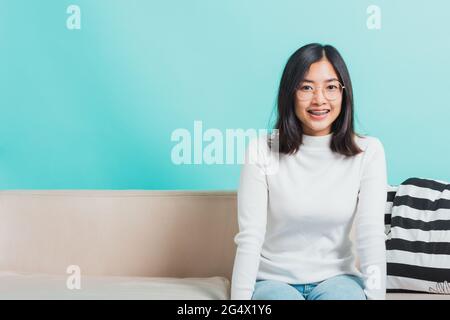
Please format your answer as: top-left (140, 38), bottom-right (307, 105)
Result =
top-left (1, 0), bottom-right (449, 190)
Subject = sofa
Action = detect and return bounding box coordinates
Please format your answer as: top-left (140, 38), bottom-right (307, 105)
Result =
top-left (0, 190), bottom-right (448, 300)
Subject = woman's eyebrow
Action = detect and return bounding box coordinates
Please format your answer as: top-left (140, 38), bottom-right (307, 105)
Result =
top-left (302, 78), bottom-right (340, 83)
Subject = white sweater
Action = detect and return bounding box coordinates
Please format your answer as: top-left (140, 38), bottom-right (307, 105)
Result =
top-left (231, 132), bottom-right (388, 300)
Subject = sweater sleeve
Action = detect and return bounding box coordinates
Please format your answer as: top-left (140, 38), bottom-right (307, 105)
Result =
top-left (354, 137), bottom-right (388, 300)
top-left (230, 137), bottom-right (269, 300)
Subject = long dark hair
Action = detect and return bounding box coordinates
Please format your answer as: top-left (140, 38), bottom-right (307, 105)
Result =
top-left (271, 43), bottom-right (364, 157)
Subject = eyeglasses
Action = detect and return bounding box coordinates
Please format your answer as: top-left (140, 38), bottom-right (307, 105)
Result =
top-left (296, 81), bottom-right (345, 101)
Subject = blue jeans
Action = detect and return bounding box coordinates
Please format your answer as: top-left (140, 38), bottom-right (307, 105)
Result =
top-left (251, 274), bottom-right (366, 300)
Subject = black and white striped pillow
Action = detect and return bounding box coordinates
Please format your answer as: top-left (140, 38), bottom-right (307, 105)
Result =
top-left (386, 177), bottom-right (450, 294)
top-left (385, 185), bottom-right (398, 237)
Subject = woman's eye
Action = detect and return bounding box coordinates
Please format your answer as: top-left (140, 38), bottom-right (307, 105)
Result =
top-left (327, 85), bottom-right (338, 90)
top-left (300, 85), bottom-right (313, 91)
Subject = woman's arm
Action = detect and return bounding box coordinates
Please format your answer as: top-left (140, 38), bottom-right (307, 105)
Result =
top-left (230, 137), bottom-right (269, 300)
top-left (355, 137), bottom-right (388, 300)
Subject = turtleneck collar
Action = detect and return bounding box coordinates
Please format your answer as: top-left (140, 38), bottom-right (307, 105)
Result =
top-left (301, 132), bottom-right (333, 150)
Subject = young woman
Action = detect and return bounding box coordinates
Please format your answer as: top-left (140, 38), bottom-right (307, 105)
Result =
top-left (231, 43), bottom-right (387, 300)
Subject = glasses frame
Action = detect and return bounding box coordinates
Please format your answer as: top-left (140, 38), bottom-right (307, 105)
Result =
top-left (296, 81), bottom-right (345, 101)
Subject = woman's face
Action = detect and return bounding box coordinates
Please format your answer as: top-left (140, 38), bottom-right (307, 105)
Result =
top-left (294, 58), bottom-right (343, 136)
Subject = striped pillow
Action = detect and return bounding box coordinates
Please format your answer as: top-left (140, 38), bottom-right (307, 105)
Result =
top-left (385, 185), bottom-right (398, 237)
top-left (386, 177), bottom-right (450, 294)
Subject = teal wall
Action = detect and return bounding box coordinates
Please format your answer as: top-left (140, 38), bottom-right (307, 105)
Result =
top-left (1, 0), bottom-right (449, 190)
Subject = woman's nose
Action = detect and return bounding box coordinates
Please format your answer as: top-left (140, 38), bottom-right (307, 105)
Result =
top-left (312, 88), bottom-right (327, 105)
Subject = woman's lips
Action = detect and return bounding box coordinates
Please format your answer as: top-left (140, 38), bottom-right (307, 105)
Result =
top-left (307, 111), bottom-right (329, 121)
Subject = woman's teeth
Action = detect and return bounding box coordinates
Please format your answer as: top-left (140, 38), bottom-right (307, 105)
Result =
top-left (308, 110), bottom-right (330, 115)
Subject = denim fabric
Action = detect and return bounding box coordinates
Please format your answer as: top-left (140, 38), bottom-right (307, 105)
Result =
top-left (251, 274), bottom-right (366, 300)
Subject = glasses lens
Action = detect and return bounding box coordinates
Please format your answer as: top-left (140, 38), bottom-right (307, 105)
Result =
top-left (297, 85), bottom-right (313, 101)
top-left (324, 83), bottom-right (343, 100)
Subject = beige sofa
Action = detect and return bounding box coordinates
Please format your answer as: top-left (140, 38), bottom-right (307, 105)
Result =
top-left (0, 190), bottom-right (448, 300)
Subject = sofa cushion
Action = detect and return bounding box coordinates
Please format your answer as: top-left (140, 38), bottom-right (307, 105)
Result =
top-left (0, 271), bottom-right (230, 300)
top-left (3, 271), bottom-right (450, 300)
